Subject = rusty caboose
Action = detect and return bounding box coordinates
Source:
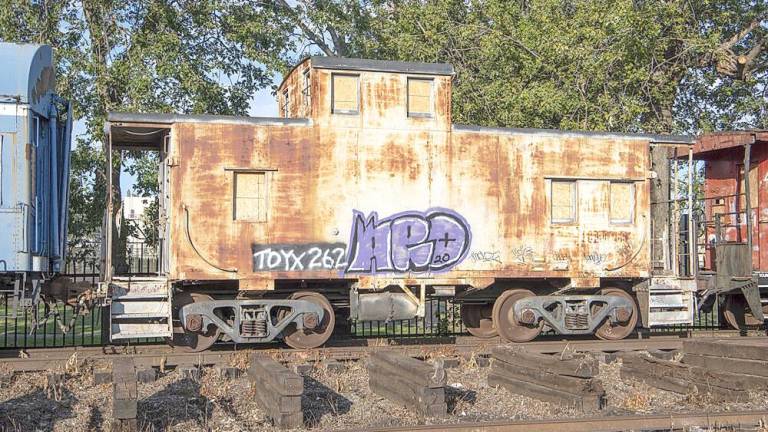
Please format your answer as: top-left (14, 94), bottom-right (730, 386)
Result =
top-left (102, 57), bottom-right (697, 351)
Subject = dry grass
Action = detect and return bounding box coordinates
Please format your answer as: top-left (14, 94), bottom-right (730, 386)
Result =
top-left (0, 349), bottom-right (764, 431)
top-left (228, 350), bottom-right (249, 370)
top-left (619, 383), bottom-right (653, 412)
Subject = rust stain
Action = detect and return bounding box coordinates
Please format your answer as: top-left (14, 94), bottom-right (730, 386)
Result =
top-left (153, 58), bottom-right (660, 287)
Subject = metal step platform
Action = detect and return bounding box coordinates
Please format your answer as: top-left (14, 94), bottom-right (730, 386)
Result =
top-left (109, 276), bottom-right (172, 340)
top-left (647, 277), bottom-right (696, 326)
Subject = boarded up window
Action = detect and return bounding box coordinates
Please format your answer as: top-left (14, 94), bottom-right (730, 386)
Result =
top-left (610, 182), bottom-right (634, 223)
top-left (234, 172), bottom-right (268, 222)
top-left (551, 180), bottom-right (576, 223)
top-left (408, 78), bottom-right (433, 116)
top-left (332, 74), bottom-right (359, 113)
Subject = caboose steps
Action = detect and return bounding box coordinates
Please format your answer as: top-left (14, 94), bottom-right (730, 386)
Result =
top-left (109, 277), bottom-right (172, 340)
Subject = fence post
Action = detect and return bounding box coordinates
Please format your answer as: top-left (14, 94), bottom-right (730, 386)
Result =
top-left (101, 304), bottom-right (111, 346)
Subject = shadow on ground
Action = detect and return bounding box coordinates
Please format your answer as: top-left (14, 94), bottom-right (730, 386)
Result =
top-left (0, 386), bottom-right (78, 431)
top-left (138, 377), bottom-right (213, 430)
top-left (302, 375), bottom-right (352, 427)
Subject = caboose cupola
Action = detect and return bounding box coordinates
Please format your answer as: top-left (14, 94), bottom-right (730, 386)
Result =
top-left (277, 56), bottom-right (455, 131)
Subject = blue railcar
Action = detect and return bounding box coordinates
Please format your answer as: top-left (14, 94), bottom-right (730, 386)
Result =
top-left (0, 42), bottom-right (72, 311)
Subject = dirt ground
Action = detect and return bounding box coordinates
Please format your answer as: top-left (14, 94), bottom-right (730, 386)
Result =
top-left (0, 350), bottom-right (766, 432)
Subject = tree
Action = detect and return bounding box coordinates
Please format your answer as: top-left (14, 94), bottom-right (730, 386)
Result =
top-left (0, 0), bottom-right (282, 268)
top-left (254, 0), bottom-right (766, 135)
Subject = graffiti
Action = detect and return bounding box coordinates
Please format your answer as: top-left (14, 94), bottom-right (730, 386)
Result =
top-left (511, 245), bottom-right (534, 263)
top-left (552, 251), bottom-right (570, 262)
top-left (253, 243), bottom-right (347, 271)
top-left (584, 230), bottom-right (631, 244)
top-left (470, 250), bottom-right (502, 264)
top-left (551, 250), bottom-right (570, 270)
top-left (585, 253), bottom-right (606, 265)
top-left (345, 208), bottom-right (471, 274)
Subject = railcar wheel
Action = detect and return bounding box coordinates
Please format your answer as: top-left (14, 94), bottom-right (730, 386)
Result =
top-left (492, 289), bottom-right (543, 343)
top-left (167, 292), bottom-right (220, 352)
top-left (723, 295), bottom-right (767, 330)
top-left (593, 288), bottom-right (638, 341)
top-left (461, 304), bottom-right (497, 338)
top-left (281, 291), bottom-right (335, 349)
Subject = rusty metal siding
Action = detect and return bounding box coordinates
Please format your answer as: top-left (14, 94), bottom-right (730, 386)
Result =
top-left (693, 130), bottom-right (768, 156)
top-left (278, 58), bottom-right (312, 119)
top-left (758, 144), bottom-right (768, 270)
top-left (165, 60), bottom-right (652, 289)
top-left (167, 118), bottom-right (651, 289)
top-left (701, 141), bottom-right (768, 272)
top-left (310, 67), bottom-right (452, 132)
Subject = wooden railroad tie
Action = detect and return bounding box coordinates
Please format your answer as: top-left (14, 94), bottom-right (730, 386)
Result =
top-left (111, 357), bottom-right (138, 432)
top-left (488, 346), bottom-right (605, 412)
top-left (620, 339), bottom-right (768, 402)
top-left (682, 339), bottom-right (768, 377)
top-left (366, 351), bottom-right (448, 417)
top-left (247, 355), bottom-right (304, 429)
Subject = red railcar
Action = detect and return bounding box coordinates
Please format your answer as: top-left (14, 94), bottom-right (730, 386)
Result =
top-left (691, 131), bottom-right (768, 328)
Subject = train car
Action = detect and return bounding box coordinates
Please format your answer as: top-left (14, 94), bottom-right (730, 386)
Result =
top-left (0, 43), bottom-right (72, 314)
top-left (689, 131), bottom-right (768, 329)
top-left (102, 57), bottom-right (698, 351)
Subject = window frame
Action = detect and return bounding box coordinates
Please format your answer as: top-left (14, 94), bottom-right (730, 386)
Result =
top-left (281, 88), bottom-right (290, 118)
top-left (331, 73), bottom-right (360, 115)
top-left (232, 170), bottom-right (269, 223)
top-left (550, 179), bottom-right (577, 224)
top-left (609, 181), bottom-right (635, 224)
top-left (302, 68), bottom-right (311, 107)
top-left (406, 77), bottom-right (434, 118)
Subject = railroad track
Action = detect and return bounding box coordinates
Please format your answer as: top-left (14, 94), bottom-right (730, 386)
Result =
top-left (1, 330), bottom-right (765, 432)
top-left (357, 410), bottom-right (768, 432)
top-left (0, 330), bottom-right (760, 372)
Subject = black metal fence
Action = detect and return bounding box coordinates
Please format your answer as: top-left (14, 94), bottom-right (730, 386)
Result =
top-left (0, 253), bottom-right (103, 349)
top-left (350, 297), bottom-right (467, 338)
top-left (0, 293), bottom-right (105, 349)
top-left (349, 297), bottom-right (725, 339)
top-left (0, 243), bottom-right (727, 349)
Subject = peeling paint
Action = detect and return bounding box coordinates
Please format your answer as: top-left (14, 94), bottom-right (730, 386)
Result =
top-left (155, 59), bottom-right (654, 289)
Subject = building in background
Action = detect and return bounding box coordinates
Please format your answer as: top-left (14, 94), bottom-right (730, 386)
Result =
top-left (122, 191), bottom-right (154, 259)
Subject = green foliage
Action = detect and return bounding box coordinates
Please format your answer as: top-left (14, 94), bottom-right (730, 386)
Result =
top-left (0, 0), bottom-right (276, 242)
top-left (262, 0), bottom-right (766, 134)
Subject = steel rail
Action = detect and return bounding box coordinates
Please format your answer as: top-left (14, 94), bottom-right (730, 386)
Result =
top-left (0, 332), bottom-right (761, 372)
top-left (355, 410), bottom-right (768, 432)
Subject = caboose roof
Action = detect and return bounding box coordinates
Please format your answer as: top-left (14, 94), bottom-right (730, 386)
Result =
top-left (106, 112), bottom-right (310, 149)
top-left (106, 111), bottom-right (694, 148)
top-left (277, 56), bottom-right (455, 92)
top-left (453, 124), bottom-right (694, 144)
top-left (310, 56), bottom-right (455, 76)
top-left (692, 130), bottom-right (768, 160)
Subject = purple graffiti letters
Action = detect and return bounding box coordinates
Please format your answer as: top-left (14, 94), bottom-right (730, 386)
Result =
top-left (345, 208), bottom-right (471, 274)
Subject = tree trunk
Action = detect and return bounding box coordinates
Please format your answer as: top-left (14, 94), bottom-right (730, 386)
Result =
top-left (82, 1), bottom-right (126, 275)
top-left (111, 151), bottom-right (127, 274)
